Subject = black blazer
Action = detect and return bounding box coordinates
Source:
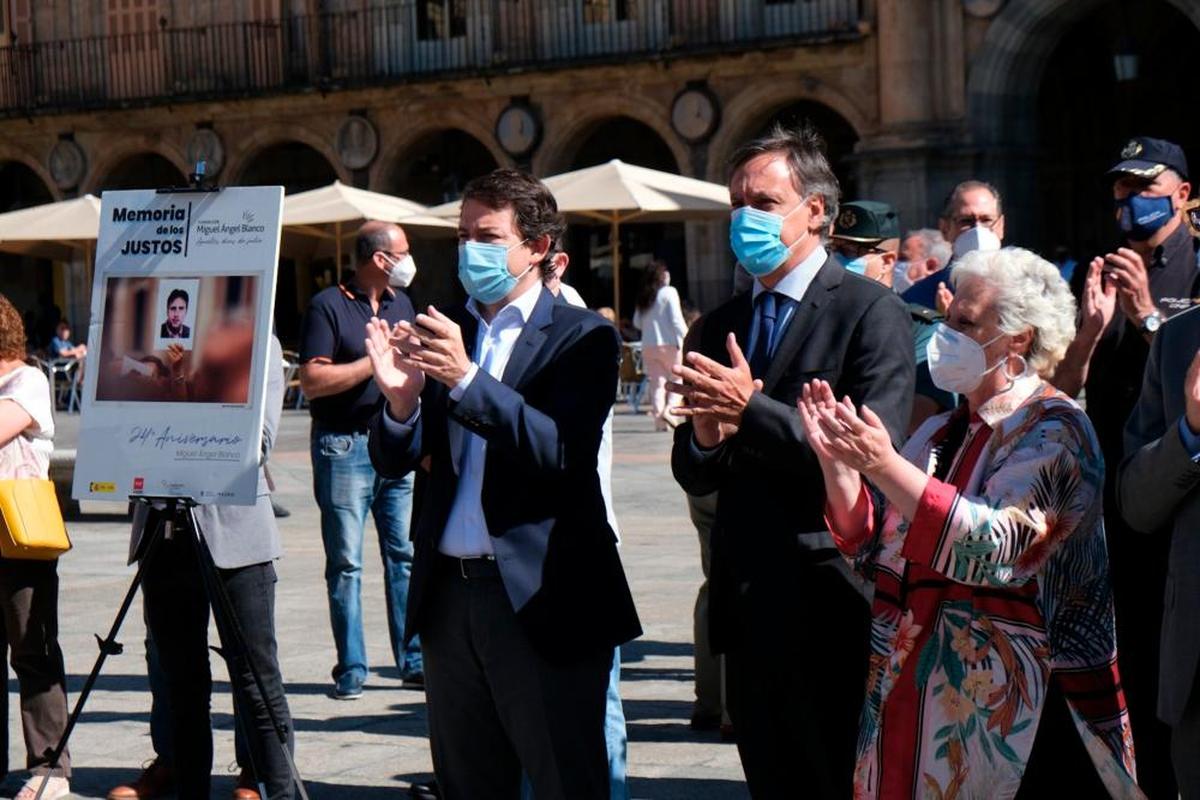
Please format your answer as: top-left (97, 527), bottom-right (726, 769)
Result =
top-left (369, 287), bottom-right (641, 659)
top-left (671, 257), bottom-right (915, 652)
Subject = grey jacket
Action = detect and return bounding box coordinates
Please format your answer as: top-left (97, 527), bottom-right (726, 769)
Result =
top-left (129, 336), bottom-right (284, 570)
top-left (1119, 305), bottom-right (1200, 726)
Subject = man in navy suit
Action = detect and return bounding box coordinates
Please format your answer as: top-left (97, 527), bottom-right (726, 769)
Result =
top-left (366, 169), bottom-right (640, 799)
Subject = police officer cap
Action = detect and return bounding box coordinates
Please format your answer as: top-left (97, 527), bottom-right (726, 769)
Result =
top-left (832, 200), bottom-right (901, 243)
top-left (1108, 136), bottom-right (1189, 182)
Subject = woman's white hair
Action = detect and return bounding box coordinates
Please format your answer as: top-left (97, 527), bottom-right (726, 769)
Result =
top-left (950, 247), bottom-right (1076, 376)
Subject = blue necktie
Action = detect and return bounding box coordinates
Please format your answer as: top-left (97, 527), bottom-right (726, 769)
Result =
top-left (749, 291), bottom-right (778, 379)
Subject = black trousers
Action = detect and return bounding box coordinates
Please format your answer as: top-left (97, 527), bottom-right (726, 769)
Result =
top-left (142, 532), bottom-right (294, 800)
top-left (1172, 666), bottom-right (1200, 800)
top-left (723, 570), bottom-right (869, 799)
top-left (0, 558), bottom-right (70, 778)
top-left (422, 556), bottom-right (612, 800)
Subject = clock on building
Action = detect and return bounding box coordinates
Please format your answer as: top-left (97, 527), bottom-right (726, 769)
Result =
top-left (495, 103), bottom-right (541, 159)
top-left (670, 85), bottom-right (720, 143)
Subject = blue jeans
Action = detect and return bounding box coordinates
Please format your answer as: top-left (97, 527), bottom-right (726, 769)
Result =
top-left (311, 425), bottom-right (421, 681)
top-left (520, 647), bottom-right (628, 800)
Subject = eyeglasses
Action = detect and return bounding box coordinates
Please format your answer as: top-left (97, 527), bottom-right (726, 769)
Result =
top-left (830, 241), bottom-right (887, 259)
top-left (377, 250), bottom-right (408, 261)
top-left (950, 214), bottom-right (1000, 231)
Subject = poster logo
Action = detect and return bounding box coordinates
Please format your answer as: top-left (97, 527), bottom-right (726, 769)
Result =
top-left (132, 477), bottom-right (145, 493)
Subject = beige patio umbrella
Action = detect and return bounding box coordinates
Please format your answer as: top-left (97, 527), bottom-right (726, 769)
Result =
top-left (0, 193), bottom-right (102, 287)
top-left (282, 181), bottom-right (455, 280)
top-left (430, 159), bottom-right (731, 320)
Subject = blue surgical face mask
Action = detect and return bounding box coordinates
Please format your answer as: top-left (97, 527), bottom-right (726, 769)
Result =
top-left (1116, 193), bottom-right (1175, 241)
top-left (834, 251), bottom-right (870, 275)
top-left (458, 239), bottom-right (533, 305)
top-left (729, 204), bottom-right (809, 277)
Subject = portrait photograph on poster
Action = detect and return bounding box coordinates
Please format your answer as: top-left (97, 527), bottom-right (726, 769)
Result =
top-left (95, 274), bottom-right (259, 404)
top-left (153, 278), bottom-right (199, 350)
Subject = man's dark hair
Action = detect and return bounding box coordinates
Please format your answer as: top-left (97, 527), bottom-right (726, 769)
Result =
top-left (728, 121), bottom-right (840, 237)
top-left (354, 224), bottom-right (395, 266)
top-left (463, 169), bottom-right (565, 278)
top-left (166, 288), bottom-right (189, 309)
top-left (941, 180), bottom-right (1003, 220)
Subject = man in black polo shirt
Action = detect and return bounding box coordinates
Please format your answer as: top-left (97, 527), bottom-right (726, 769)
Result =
top-left (299, 220), bottom-right (423, 699)
top-left (1051, 136), bottom-right (1197, 798)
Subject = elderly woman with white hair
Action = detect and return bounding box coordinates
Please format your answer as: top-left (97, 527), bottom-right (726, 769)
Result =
top-left (798, 247), bottom-right (1141, 799)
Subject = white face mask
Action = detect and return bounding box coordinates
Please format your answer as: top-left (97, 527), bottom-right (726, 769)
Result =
top-left (384, 253), bottom-right (417, 288)
top-left (926, 323), bottom-right (1005, 394)
top-left (951, 225), bottom-right (1001, 259)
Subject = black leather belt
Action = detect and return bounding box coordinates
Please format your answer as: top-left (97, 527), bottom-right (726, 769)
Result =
top-left (436, 553), bottom-right (500, 579)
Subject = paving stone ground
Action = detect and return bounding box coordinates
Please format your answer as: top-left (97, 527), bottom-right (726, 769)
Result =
top-left (7, 407), bottom-right (749, 799)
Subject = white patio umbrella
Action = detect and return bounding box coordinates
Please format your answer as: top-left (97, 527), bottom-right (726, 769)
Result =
top-left (282, 181), bottom-right (455, 280)
top-left (430, 160), bottom-right (731, 319)
top-left (0, 193), bottom-right (101, 259)
top-left (0, 193), bottom-right (102, 286)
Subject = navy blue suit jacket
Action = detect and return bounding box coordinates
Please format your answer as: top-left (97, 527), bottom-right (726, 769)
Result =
top-left (368, 287), bottom-right (641, 658)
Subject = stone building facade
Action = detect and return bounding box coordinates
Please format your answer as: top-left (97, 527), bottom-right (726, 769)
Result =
top-left (1, 0), bottom-right (1197, 347)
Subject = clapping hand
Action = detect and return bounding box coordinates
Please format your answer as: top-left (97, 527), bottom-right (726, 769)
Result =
top-left (799, 379), bottom-right (896, 478)
top-left (392, 306), bottom-right (472, 389)
top-left (365, 317), bottom-right (425, 420)
top-left (667, 333), bottom-right (762, 428)
top-left (1103, 247), bottom-right (1156, 324)
top-left (1081, 257), bottom-right (1117, 336)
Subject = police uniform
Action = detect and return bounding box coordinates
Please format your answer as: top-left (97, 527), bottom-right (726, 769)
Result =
top-left (1084, 136), bottom-right (1199, 800)
top-left (833, 201), bottom-right (955, 420)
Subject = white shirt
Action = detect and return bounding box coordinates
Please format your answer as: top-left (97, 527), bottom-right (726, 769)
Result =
top-left (558, 283), bottom-right (620, 540)
top-left (633, 284), bottom-right (688, 348)
top-left (440, 282), bottom-right (544, 557)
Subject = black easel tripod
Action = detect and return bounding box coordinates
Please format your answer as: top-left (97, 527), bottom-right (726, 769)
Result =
top-left (32, 498), bottom-right (309, 800)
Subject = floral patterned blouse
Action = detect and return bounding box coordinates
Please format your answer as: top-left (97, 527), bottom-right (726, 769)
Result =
top-left (831, 375), bottom-right (1140, 800)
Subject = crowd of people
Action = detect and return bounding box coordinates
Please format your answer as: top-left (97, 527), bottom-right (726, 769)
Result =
top-left (0, 123), bottom-right (1196, 800)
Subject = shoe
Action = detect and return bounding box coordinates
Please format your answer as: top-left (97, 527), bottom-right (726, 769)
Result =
top-left (107, 759), bottom-right (174, 799)
top-left (410, 779), bottom-right (441, 800)
top-left (233, 768), bottom-right (261, 800)
top-left (720, 721), bottom-right (737, 743)
top-left (333, 672), bottom-right (364, 700)
top-left (689, 712), bottom-right (722, 732)
top-left (271, 501), bottom-right (290, 518)
top-left (18, 775), bottom-right (70, 800)
top-left (401, 671), bottom-right (425, 690)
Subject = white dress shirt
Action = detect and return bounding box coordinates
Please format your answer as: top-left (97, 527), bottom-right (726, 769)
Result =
top-left (440, 282), bottom-right (544, 557)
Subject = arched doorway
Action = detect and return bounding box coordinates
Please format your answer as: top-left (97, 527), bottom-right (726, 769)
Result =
top-left (1035, 0), bottom-right (1200, 261)
top-left (752, 101), bottom-right (860, 201)
top-left (237, 142), bottom-right (340, 347)
top-left (0, 161), bottom-right (57, 351)
top-left (560, 117), bottom-right (688, 322)
top-left (390, 129), bottom-right (498, 206)
top-left (96, 152), bottom-right (186, 192)
top-left (388, 129), bottom-right (499, 309)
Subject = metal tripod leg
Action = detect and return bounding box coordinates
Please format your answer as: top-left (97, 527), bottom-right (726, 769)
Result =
top-left (34, 504), bottom-right (169, 800)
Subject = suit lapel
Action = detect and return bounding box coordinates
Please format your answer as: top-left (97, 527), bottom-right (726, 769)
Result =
top-left (501, 287), bottom-right (555, 389)
top-left (761, 257), bottom-right (842, 393)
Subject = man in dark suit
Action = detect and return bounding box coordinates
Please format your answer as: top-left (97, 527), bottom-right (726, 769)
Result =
top-left (669, 123), bottom-right (915, 797)
top-left (366, 169), bottom-right (640, 800)
top-left (1120, 304), bottom-right (1200, 797)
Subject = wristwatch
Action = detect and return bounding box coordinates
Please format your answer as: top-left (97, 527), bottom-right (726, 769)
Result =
top-left (1140, 310), bottom-right (1164, 334)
